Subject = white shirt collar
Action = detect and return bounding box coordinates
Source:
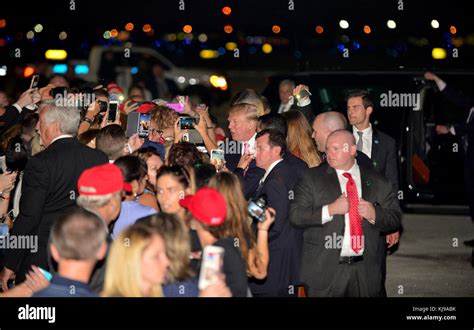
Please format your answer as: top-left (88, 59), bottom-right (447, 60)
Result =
top-left (334, 159), bottom-right (359, 177)
top-left (353, 123), bottom-right (372, 135)
top-left (51, 134), bottom-right (74, 144)
top-left (242, 133), bottom-right (257, 155)
top-left (262, 159), bottom-right (283, 183)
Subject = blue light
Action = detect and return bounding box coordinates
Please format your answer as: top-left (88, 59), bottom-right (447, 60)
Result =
top-left (218, 47), bottom-right (226, 55)
top-left (74, 64), bottom-right (89, 75)
top-left (352, 42), bottom-right (360, 49)
top-left (184, 39), bottom-right (191, 46)
top-left (336, 43), bottom-right (345, 52)
top-left (248, 46), bottom-right (257, 54)
top-left (53, 64), bottom-right (68, 74)
top-left (155, 41), bottom-right (161, 47)
top-left (131, 67), bottom-right (138, 75)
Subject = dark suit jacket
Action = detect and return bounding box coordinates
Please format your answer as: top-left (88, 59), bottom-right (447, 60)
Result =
top-left (226, 147), bottom-right (308, 200)
top-left (249, 158), bottom-right (307, 296)
top-left (271, 103), bottom-right (316, 126)
top-left (3, 138), bottom-right (108, 282)
top-left (289, 164), bottom-right (402, 297)
top-left (351, 126), bottom-right (399, 191)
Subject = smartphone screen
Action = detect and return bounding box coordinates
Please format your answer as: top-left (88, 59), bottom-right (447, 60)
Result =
top-left (198, 245), bottom-right (225, 290)
top-left (30, 75), bottom-right (40, 89)
top-left (179, 117), bottom-right (195, 130)
top-left (167, 103), bottom-right (185, 113)
top-left (138, 113), bottom-right (151, 138)
top-left (108, 101), bottom-right (118, 122)
top-left (210, 149), bottom-right (225, 171)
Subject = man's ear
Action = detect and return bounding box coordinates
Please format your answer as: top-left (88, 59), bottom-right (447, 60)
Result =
top-left (366, 106), bottom-right (374, 117)
top-left (273, 146), bottom-right (282, 158)
top-left (96, 241), bottom-right (108, 261)
top-left (350, 144), bottom-right (358, 156)
top-left (50, 244), bottom-right (61, 263)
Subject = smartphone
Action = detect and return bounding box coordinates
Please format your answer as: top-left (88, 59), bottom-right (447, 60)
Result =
top-left (179, 117), bottom-right (196, 130)
top-left (167, 103), bottom-right (185, 113)
top-left (108, 101), bottom-right (118, 122)
top-left (97, 100), bottom-right (108, 113)
top-left (29, 75), bottom-right (40, 89)
top-left (182, 132), bottom-right (190, 142)
top-left (294, 87), bottom-right (312, 100)
top-left (38, 267), bottom-right (53, 281)
top-left (198, 245), bottom-right (225, 290)
top-left (50, 86), bottom-right (67, 98)
top-left (138, 113), bottom-right (151, 138)
top-left (210, 149), bottom-right (225, 171)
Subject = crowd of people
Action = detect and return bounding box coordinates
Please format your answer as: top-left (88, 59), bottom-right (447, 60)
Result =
top-left (4, 68), bottom-right (471, 298)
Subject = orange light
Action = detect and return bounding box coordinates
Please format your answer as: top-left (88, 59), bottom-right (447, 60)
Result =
top-left (222, 6), bottom-right (232, 15)
top-left (224, 25), bottom-right (233, 34)
top-left (450, 25), bottom-right (457, 34)
top-left (363, 25), bottom-right (371, 34)
top-left (142, 24), bottom-right (152, 33)
top-left (272, 25), bottom-right (281, 34)
top-left (110, 29), bottom-right (119, 38)
top-left (183, 25), bottom-right (192, 33)
top-left (0, 38), bottom-right (6, 47)
top-left (315, 25), bottom-right (324, 34)
top-left (0, 19), bottom-right (6, 28)
top-left (24, 66), bottom-right (35, 78)
top-left (125, 23), bottom-right (134, 31)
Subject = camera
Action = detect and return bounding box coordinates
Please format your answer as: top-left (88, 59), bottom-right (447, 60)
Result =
top-left (294, 87), bottom-right (312, 101)
top-left (248, 195), bottom-right (268, 222)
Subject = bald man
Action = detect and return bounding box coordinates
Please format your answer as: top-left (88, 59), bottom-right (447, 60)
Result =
top-left (289, 129), bottom-right (402, 297)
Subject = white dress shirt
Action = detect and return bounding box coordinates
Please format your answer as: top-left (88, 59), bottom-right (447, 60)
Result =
top-left (321, 160), bottom-right (364, 257)
top-left (241, 133), bottom-right (257, 156)
top-left (353, 124), bottom-right (373, 159)
top-left (261, 159), bottom-right (283, 184)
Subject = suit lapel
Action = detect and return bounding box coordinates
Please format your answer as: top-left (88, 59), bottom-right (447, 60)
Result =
top-left (324, 164), bottom-right (342, 199)
top-left (371, 128), bottom-right (380, 169)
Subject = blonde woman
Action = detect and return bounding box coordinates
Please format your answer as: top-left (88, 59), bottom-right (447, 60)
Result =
top-left (208, 172), bottom-right (275, 280)
top-left (103, 225), bottom-right (169, 297)
top-left (282, 110), bottom-right (321, 167)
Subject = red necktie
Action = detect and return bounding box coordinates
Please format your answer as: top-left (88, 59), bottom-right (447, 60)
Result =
top-left (342, 172), bottom-right (364, 254)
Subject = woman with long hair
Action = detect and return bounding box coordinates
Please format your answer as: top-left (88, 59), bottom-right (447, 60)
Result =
top-left (282, 110), bottom-right (321, 167)
top-left (103, 224), bottom-right (169, 297)
top-left (207, 172), bottom-right (275, 279)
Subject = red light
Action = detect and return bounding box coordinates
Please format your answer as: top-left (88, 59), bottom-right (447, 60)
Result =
top-left (24, 66), bottom-right (35, 78)
top-left (222, 6), bottom-right (232, 15)
top-left (315, 25), bottom-right (324, 34)
top-left (224, 25), bottom-right (233, 34)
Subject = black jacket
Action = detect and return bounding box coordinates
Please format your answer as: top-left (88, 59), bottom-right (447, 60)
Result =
top-left (289, 164), bottom-right (402, 297)
top-left (249, 158), bottom-right (307, 296)
top-left (3, 138), bottom-right (108, 283)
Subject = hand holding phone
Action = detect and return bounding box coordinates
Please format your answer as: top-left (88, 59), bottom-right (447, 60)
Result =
top-left (198, 246), bottom-right (225, 290)
top-left (179, 117), bottom-right (196, 130)
top-left (210, 149), bottom-right (225, 172)
top-left (108, 101), bottom-right (118, 122)
top-left (29, 75), bottom-right (40, 90)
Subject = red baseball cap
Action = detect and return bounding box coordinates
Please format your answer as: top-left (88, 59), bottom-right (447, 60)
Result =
top-left (107, 82), bottom-right (123, 94)
top-left (78, 164), bottom-right (132, 196)
top-left (179, 188), bottom-right (226, 226)
top-left (137, 103), bottom-right (156, 114)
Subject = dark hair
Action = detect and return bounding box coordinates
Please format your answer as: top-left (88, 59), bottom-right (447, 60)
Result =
top-left (96, 124), bottom-right (126, 161)
top-left (6, 136), bottom-right (29, 171)
top-left (345, 89), bottom-right (374, 109)
top-left (128, 85), bottom-right (144, 96)
top-left (114, 155), bottom-right (148, 183)
top-left (198, 222), bottom-right (226, 240)
top-left (258, 114), bottom-right (288, 138)
top-left (93, 88), bottom-right (110, 99)
top-left (256, 128), bottom-right (287, 156)
top-left (21, 112), bottom-right (39, 135)
top-left (78, 129), bottom-right (100, 146)
top-left (194, 163), bottom-right (216, 189)
top-left (167, 142), bottom-right (203, 167)
top-left (156, 165), bottom-right (191, 189)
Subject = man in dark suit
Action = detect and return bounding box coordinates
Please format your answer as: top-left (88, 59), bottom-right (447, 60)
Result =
top-left (271, 80), bottom-right (316, 126)
top-left (346, 90), bottom-right (399, 190)
top-left (424, 72), bottom-right (474, 249)
top-left (0, 104), bottom-right (108, 290)
top-left (289, 130), bottom-right (402, 297)
top-left (248, 129), bottom-right (306, 297)
top-left (224, 103), bottom-right (265, 199)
